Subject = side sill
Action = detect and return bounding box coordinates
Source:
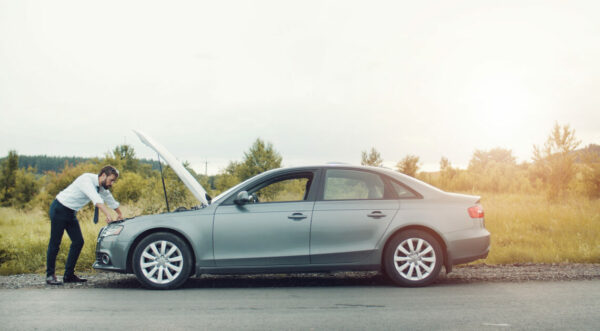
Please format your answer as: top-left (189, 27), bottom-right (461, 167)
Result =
top-left (197, 264), bottom-right (380, 275)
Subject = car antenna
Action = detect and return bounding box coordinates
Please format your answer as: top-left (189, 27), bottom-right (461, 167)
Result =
top-left (157, 153), bottom-right (170, 212)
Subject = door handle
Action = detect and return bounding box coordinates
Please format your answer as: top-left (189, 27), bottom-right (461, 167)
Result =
top-left (367, 211), bottom-right (387, 219)
top-left (288, 212), bottom-right (307, 220)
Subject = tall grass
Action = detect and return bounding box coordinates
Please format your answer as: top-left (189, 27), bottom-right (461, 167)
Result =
top-left (0, 194), bottom-right (598, 275)
top-left (0, 206), bottom-right (136, 275)
top-left (483, 194), bottom-right (600, 264)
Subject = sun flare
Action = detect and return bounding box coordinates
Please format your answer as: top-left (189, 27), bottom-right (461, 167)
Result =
top-left (466, 65), bottom-right (532, 139)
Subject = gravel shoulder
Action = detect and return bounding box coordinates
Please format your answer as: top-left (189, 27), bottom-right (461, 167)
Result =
top-left (1, 263), bottom-right (599, 289)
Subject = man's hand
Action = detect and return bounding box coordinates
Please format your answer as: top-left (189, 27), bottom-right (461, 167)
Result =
top-left (97, 203), bottom-right (117, 224)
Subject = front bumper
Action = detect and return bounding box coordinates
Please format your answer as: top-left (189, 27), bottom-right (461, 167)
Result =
top-left (93, 234), bottom-right (128, 273)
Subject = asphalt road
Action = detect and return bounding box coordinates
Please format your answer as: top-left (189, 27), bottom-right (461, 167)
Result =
top-left (1, 280), bottom-right (599, 330)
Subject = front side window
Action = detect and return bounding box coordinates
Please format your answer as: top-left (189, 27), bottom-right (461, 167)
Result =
top-left (249, 174), bottom-right (313, 203)
top-left (323, 169), bottom-right (385, 200)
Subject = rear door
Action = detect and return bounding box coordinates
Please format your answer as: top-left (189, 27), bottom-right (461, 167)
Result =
top-left (310, 168), bottom-right (399, 264)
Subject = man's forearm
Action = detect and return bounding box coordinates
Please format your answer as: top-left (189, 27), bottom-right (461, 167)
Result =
top-left (96, 203), bottom-right (114, 222)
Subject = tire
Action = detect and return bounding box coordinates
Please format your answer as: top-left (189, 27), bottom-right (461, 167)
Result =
top-left (384, 230), bottom-right (443, 287)
top-left (132, 232), bottom-right (192, 290)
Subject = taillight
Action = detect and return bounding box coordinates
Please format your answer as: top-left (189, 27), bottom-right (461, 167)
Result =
top-left (468, 205), bottom-right (484, 218)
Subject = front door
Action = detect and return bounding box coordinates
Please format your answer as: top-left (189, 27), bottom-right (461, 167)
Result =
top-left (213, 172), bottom-right (316, 266)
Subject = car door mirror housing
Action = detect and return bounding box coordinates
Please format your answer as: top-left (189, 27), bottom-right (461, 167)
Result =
top-left (234, 191), bottom-right (250, 205)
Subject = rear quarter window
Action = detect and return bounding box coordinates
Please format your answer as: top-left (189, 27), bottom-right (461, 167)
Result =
top-left (390, 180), bottom-right (419, 199)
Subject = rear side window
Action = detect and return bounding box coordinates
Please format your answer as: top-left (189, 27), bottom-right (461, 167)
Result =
top-left (323, 169), bottom-right (385, 200)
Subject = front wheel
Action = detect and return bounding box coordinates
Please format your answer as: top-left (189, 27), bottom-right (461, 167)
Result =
top-left (132, 232), bottom-right (192, 290)
top-left (384, 230), bottom-right (443, 287)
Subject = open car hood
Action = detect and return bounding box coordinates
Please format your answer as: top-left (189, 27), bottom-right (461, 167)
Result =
top-left (133, 130), bottom-right (209, 206)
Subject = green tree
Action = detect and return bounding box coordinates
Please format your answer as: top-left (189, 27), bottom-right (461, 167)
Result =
top-left (469, 148), bottom-right (516, 173)
top-left (213, 161), bottom-right (242, 194)
top-left (111, 171), bottom-right (144, 203)
top-left (396, 155), bottom-right (420, 177)
top-left (361, 147), bottom-right (383, 167)
top-left (573, 144), bottom-right (600, 198)
top-left (531, 123), bottom-right (581, 200)
top-left (237, 139), bottom-right (282, 181)
top-left (10, 167), bottom-right (41, 208)
top-left (439, 156), bottom-right (457, 190)
top-left (468, 148), bottom-right (522, 193)
top-left (0, 150), bottom-right (19, 206)
top-left (108, 144), bottom-right (141, 173)
top-left (211, 140), bottom-right (282, 199)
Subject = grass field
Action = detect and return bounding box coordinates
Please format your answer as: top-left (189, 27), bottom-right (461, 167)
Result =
top-left (482, 193), bottom-right (600, 264)
top-left (0, 194), bottom-right (599, 275)
top-left (0, 207), bottom-right (99, 275)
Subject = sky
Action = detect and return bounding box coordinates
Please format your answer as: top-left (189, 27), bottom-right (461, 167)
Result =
top-left (1, 0), bottom-right (599, 175)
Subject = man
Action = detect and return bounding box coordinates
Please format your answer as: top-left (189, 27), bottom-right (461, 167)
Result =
top-left (45, 165), bottom-right (123, 285)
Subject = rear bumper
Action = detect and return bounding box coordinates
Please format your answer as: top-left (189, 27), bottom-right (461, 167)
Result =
top-left (446, 228), bottom-right (491, 266)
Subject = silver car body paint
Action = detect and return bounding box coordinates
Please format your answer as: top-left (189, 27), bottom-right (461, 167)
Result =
top-left (93, 132), bottom-right (490, 287)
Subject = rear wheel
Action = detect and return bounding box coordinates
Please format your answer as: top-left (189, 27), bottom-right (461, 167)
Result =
top-left (132, 232), bottom-right (192, 290)
top-left (384, 230), bottom-right (443, 287)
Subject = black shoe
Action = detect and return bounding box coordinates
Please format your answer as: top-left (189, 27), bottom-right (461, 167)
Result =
top-left (46, 275), bottom-right (63, 285)
top-left (63, 274), bottom-right (87, 283)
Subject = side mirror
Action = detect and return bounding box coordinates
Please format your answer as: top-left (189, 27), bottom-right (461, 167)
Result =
top-left (234, 191), bottom-right (250, 205)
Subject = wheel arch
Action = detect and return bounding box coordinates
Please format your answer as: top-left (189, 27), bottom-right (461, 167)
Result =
top-left (126, 228), bottom-right (197, 275)
top-left (381, 225), bottom-right (451, 274)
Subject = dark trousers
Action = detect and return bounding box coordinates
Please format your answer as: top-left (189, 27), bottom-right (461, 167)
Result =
top-left (46, 199), bottom-right (84, 277)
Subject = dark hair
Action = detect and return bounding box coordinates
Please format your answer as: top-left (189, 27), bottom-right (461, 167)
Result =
top-left (99, 165), bottom-right (120, 178)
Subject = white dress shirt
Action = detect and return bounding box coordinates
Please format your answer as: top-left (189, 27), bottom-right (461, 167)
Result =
top-left (56, 173), bottom-right (119, 211)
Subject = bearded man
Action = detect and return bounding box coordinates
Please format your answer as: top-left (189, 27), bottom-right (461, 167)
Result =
top-left (45, 165), bottom-right (123, 285)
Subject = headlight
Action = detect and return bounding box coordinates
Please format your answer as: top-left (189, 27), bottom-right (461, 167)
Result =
top-left (100, 225), bottom-right (124, 237)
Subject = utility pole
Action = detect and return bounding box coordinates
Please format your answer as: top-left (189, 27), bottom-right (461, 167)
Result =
top-left (205, 159), bottom-right (208, 177)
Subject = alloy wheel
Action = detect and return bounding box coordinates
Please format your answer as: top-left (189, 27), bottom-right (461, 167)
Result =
top-left (393, 237), bottom-right (436, 281)
top-left (139, 240), bottom-right (184, 284)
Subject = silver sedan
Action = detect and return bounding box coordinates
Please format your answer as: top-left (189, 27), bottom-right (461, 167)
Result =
top-left (93, 132), bottom-right (490, 289)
